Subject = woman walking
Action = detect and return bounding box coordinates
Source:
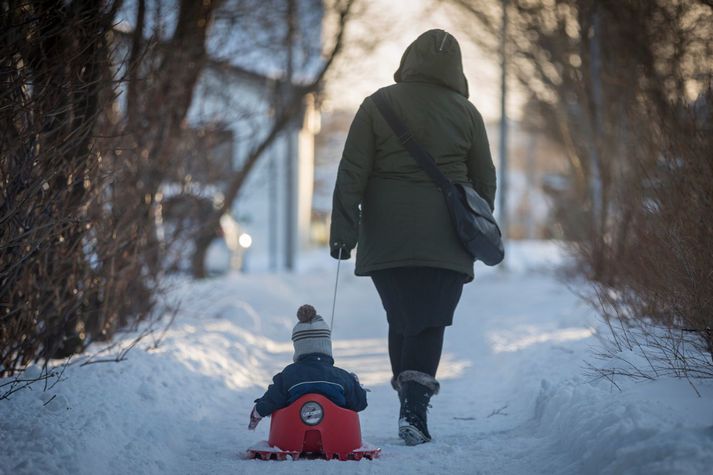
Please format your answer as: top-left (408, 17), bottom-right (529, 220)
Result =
top-left (329, 29), bottom-right (497, 445)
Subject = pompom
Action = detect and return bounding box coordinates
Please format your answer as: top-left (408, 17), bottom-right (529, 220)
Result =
top-left (296, 304), bottom-right (317, 322)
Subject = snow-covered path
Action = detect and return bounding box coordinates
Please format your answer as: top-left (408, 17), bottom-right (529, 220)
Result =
top-left (2, 242), bottom-right (712, 475)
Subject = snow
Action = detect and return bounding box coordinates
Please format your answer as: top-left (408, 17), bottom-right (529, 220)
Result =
top-left (2, 241), bottom-right (712, 475)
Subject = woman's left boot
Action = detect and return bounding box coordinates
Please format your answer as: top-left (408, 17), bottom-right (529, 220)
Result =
top-left (396, 370), bottom-right (440, 445)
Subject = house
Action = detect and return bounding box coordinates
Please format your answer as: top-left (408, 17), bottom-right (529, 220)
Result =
top-left (112, 2), bottom-right (324, 274)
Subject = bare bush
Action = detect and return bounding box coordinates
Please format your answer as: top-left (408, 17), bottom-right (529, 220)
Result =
top-left (0, 0), bottom-right (222, 376)
top-left (1, 1), bottom-right (123, 375)
top-left (576, 2), bottom-right (713, 372)
top-left (582, 88), bottom-right (713, 376)
top-left (587, 312), bottom-right (713, 395)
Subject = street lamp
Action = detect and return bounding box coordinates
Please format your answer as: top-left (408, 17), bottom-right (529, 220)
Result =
top-left (239, 232), bottom-right (253, 249)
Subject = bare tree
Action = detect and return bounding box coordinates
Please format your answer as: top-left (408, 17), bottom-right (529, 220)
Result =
top-left (189, 0), bottom-right (357, 278)
top-left (446, 0), bottom-right (713, 375)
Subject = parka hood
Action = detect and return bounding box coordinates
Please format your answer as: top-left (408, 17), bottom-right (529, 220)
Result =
top-left (394, 29), bottom-right (469, 98)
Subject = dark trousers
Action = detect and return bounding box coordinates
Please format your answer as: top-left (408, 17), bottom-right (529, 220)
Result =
top-left (388, 325), bottom-right (445, 378)
top-left (372, 267), bottom-right (465, 380)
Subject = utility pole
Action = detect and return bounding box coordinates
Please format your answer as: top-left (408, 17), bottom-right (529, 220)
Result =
top-left (587, 4), bottom-right (605, 278)
top-left (269, 149), bottom-right (277, 271)
top-left (499, 0), bottom-right (509, 245)
top-left (589, 5), bottom-right (603, 234)
top-left (284, 0), bottom-right (297, 271)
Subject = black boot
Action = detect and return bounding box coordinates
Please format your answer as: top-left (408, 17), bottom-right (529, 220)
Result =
top-left (396, 370), bottom-right (439, 445)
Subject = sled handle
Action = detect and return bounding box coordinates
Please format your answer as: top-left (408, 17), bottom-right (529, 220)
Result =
top-left (330, 248), bottom-right (342, 331)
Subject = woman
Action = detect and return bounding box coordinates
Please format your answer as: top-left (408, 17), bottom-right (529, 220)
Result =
top-left (329, 29), bottom-right (496, 445)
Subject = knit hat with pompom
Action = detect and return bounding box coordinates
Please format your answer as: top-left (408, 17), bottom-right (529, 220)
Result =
top-left (292, 304), bottom-right (332, 362)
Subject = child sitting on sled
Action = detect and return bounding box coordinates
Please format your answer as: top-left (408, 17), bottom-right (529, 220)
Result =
top-left (248, 304), bottom-right (368, 429)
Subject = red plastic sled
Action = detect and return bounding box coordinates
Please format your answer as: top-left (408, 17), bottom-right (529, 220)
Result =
top-left (246, 393), bottom-right (381, 461)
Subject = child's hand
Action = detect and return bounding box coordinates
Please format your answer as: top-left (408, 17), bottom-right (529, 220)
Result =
top-left (248, 405), bottom-right (262, 430)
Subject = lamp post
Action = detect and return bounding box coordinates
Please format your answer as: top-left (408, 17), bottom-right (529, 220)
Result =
top-left (498, 0), bottom-right (509, 250)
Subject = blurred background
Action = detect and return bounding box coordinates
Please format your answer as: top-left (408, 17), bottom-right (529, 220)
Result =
top-left (2, 0), bottom-right (712, 375)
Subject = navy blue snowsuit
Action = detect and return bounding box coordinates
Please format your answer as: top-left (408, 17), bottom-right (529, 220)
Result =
top-left (254, 353), bottom-right (368, 417)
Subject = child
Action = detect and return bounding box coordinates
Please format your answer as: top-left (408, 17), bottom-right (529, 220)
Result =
top-left (248, 304), bottom-right (367, 429)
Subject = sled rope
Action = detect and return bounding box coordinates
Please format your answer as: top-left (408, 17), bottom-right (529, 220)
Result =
top-left (330, 248), bottom-right (342, 331)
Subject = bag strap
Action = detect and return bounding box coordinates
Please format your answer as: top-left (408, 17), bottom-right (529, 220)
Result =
top-left (371, 90), bottom-right (453, 191)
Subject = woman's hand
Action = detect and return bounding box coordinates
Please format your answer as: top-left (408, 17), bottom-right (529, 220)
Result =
top-left (330, 242), bottom-right (352, 260)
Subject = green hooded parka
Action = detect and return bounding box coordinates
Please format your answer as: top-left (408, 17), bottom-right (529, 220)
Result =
top-left (329, 29), bottom-right (496, 282)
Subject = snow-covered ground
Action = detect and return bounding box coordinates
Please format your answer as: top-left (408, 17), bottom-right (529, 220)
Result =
top-left (2, 241), bottom-right (712, 475)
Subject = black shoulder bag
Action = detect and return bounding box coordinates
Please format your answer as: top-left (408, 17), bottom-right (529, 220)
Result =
top-left (371, 90), bottom-right (505, 266)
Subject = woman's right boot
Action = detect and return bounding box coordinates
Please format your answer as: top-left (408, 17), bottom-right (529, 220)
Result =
top-left (396, 370), bottom-right (439, 445)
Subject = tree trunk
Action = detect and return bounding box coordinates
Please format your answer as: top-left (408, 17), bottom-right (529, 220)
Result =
top-left (191, 229), bottom-right (215, 279)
